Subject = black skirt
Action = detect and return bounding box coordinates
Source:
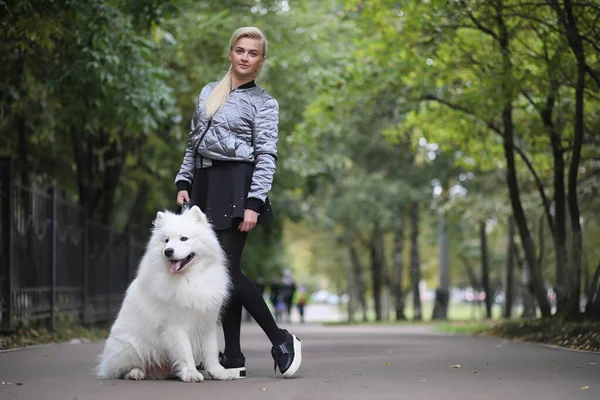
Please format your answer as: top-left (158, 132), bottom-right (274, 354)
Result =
top-left (190, 160), bottom-right (275, 231)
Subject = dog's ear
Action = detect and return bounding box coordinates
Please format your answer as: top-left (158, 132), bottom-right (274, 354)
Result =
top-left (153, 211), bottom-right (165, 226)
top-left (189, 205), bottom-right (207, 223)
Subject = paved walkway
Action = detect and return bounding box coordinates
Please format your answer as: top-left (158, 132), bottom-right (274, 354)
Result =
top-left (1, 323), bottom-right (598, 400)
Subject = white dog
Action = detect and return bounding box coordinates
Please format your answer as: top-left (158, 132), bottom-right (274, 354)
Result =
top-left (97, 206), bottom-right (235, 382)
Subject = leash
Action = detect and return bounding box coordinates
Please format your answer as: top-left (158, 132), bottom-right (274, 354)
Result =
top-left (181, 200), bottom-right (191, 213)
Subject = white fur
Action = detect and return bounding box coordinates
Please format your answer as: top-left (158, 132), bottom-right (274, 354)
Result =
top-left (96, 206), bottom-right (235, 382)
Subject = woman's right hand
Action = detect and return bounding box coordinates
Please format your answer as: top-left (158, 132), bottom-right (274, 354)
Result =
top-left (176, 190), bottom-right (191, 206)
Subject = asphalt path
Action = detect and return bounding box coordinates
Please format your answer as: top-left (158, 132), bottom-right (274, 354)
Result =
top-left (1, 323), bottom-right (598, 400)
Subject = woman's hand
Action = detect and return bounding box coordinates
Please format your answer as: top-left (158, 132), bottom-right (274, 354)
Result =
top-left (238, 209), bottom-right (258, 232)
top-left (176, 190), bottom-right (191, 206)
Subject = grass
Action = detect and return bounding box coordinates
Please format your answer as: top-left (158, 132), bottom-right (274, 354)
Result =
top-left (434, 320), bottom-right (497, 334)
top-left (329, 300), bottom-right (507, 325)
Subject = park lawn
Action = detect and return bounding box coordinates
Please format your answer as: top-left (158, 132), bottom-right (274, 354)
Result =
top-left (338, 299), bottom-right (506, 323)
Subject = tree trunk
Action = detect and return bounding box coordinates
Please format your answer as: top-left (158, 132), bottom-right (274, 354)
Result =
top-left (378, 228), bottom-right (390, 321)
top-left (496, 0), bottom-right (552, 317)
top-left (503, 217), bottom-right (515, 319)
top-left (124, 180), bottom-right (149, 233)
top-left (381, 285), bottom-right (391, 322)
top-left (410, 201), bottom-right (422, 320)
top-left (370, 225), bottom-right (383, 322)
top-left (17, 116), bottom-right (30, 187)
top-left (349, 244), bottom-right (368, 322)
top-left (392, 206), bottom-right (406, 320)
top-left (551, 0), bottom-right (586, 320)
top-left (515, 242), bottom-right (537, 318)
top-left (480, 220), bottom-right (493, 319)
top-left (541, 79), bottom-right (570, 315)
top-left (565, 13), bottom-right (584, 318)
top-left (584, 261), bottom-right (600, 319)
top-left (71, 126), bottom-right (91, 216)
top-left (16, 114), bottom-right (31, 291)
top-left (583, 266), bottom-right (590, 307)
top-left (458, 255), bottom-right (480, 290)
top-left (71, 128), bottom-right (135, 226)
top-left (432, 211), bottom-right (450, 320)
top-left (345, 253), bottom-right (355, 323)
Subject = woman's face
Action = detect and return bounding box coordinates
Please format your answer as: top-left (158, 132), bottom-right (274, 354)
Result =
top-left (229, 37), bottom-right (263, 80)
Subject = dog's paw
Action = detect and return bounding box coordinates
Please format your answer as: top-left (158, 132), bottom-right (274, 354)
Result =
top-left (207, 366), bottom-right (236, 381)
top-left (125, 368), bottom-right (145, 381)
top-left (180, 368), bottom-right (204, 382)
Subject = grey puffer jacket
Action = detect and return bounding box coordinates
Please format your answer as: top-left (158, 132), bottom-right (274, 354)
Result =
top-left (175, 81), bottom-right (279, 207)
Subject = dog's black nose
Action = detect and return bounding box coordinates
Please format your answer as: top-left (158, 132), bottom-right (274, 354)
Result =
top-left (164, 248), bottom-right (174, 257)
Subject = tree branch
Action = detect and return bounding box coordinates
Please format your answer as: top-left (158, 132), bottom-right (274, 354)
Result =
top-left (421, 94), bottom-right (554, 226)
top-left (462, 4), bottom-right (500, 41)
top-left (585, 64), bottom-right (600, 89)
top-left (520, 90), bottom-right (539, 111)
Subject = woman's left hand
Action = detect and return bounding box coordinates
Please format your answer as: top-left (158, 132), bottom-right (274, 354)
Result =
top-left (239, 209), bottom-right (258, 232)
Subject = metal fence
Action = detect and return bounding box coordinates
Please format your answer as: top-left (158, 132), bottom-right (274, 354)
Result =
top-left (0, 158), bottom-right (146, 332)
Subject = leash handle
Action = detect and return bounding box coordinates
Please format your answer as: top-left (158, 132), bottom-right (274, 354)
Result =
top-left (181, 200), bottom-right (191, 211)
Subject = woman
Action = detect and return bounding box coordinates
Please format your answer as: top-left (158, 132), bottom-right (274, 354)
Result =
top-left (174, 26), bottom-right (301, 379)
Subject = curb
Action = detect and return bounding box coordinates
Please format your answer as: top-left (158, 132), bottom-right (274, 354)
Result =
top-left (0, 338), bottom-right (98, 354)
top-left (442, 330), bottom-right (600, 355)
top-left (0, 343), bottom-right (53, 354)
top-left (531, 341), bottom-right (600, 355)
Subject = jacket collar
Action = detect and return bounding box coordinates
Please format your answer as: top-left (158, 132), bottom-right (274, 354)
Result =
top-left (233, 80), bottom-right (256, 90)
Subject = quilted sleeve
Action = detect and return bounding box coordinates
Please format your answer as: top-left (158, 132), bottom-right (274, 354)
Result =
top-left (246, 97), bottom-right (279, 209)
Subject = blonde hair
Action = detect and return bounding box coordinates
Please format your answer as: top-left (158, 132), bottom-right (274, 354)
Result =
top-left (204, 27), bottom-right (268, 119)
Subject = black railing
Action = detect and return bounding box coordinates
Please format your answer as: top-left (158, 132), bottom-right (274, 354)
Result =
top-left (0, 158), bottom-right (146, 331)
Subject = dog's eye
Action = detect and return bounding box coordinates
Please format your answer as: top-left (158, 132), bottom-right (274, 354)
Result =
top-left (165, 238), bottom-right (169, 243)
top-left (180, 236), bottom-right (188, 241)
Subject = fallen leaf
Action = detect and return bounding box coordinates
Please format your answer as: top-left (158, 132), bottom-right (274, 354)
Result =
top-left (450, 364), bottom-right (461, 368)
top-left (580, 386), bottom-right (589, 391)
top-left (472, 371), bottom-right (478, 374)
top-left (16, 382), bottom-right (23, 386)
top-left (260, 388), bottom-right (268, 391)
top-left (384, 362), bottom-right (389, 366)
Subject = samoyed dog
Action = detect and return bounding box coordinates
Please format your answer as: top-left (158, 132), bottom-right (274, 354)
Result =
top-left (97, 206), bottom-right (235, 382)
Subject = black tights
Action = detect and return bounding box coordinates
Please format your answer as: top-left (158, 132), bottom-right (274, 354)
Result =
top-left (216, 226), bottom-right (285, 358)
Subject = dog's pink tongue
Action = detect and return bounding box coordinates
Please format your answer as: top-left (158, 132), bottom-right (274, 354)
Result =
top-left (169, 260), bottom-right (182, 274)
